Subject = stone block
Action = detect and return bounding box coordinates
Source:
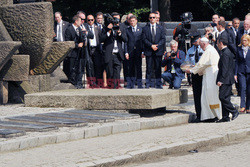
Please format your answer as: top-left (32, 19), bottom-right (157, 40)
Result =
top-left (127, 122), bottom-right (140, 131)
top-left (31, 41), bottom-right (74, 74)
top-left (112, 123), bottom-right (129, 134)
top-left (0, 2), bottom-right (54, 69)
top-left (0, 140), bottom-right (20, 152)
top-left (0, 81), bottom-right (8, 104)
top-left (0, 0), bottom-right (13, 6)
top-left (140, 120), bottom-right (156, 130)
top-left (37, 135), bottom-right (57, 146)
top-left (0, 20), bottom-right (13, 41)
top-left (19, 137), bottom-right (38, 150)
top-left (29, 74), bottom-right (51, 92)
top-left (98, 125), bottom-right (112, 136)
top-left (56, 132), bottom-right (71, 143)
top-left (0, 41), bottom-right (21, 71)
top-left (84, 127), bottom-right (98, 139)
top-left (0, 55), bottom-right (29, 81)
top-left (8, 81), bottom-right (35, 103)
top-left (24, 89), bottom-right (183, 110)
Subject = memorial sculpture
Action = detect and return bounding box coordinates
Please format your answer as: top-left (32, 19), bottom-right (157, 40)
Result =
top-left (0, 1), bottom-right (74, 104)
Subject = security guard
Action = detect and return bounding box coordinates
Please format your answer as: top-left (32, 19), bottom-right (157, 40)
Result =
top-left (185, 32), bottom-right (204, 122)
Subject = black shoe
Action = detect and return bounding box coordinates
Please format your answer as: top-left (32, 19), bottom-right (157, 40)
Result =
top-left (216, 117), bottom-right (230, 123)
top-left (192, 118), bottom-right (201, 123)
top-left (232, 111), bottom-right (239, 120)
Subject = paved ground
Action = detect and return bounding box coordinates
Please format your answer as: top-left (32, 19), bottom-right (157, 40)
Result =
top-left (127, 136), bottom-right (250, 167)
top-left (0, 86), bottom-right (248, 167)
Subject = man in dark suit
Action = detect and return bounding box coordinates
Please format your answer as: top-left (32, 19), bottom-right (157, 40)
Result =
top-left (124, 15), bottom-right (143, 89)
top-left (236, 19), bottom-right (250, 46)
top-left (64, 15), bottom-right (85, 89)
top-left (216, 37), bottom-right (239, 122)
top-left (142, 12), bottom-right (166, 89)
top-left (86, 14), bottom-right (103, 87)
top-left (95, 12), bottom-right (104, 30)
top-left (116, 12), bottom-right (133, 87)
top-left (161, 40), bottom-right (185, 89)
top-left (100, 15), bottom-right (127, 89)
top-left (226, 18), bottom-right (241, 95)
top-left (54, 12), bottom-right (69, 42)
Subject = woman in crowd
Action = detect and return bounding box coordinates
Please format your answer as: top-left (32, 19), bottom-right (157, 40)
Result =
top-left (235, 34), bottom-right (250, 113)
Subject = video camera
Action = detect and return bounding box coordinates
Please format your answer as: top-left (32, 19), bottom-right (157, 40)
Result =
top-left (103, 13), bottom-right (120, 30)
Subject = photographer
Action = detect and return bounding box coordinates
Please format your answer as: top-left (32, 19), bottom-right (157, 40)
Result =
top-left (100, 13), bottom-right (127, 89)
top-left (173, 12), bottom-right (198, 53)
top-left (161, 40), bottom-right (185, 89)
top-left (204, 26), bottom-right (216, 46)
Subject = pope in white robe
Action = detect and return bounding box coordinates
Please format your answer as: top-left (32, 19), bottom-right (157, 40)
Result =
top-left (188, 37), bottom-right (222, 121)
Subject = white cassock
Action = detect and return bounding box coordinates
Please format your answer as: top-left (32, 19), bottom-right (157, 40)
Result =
top-left (191, 44), bottom-right (222, 120)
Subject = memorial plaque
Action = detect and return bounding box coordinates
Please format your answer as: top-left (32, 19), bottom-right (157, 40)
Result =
top-left (0, 121), bottom-right (57, 132)
top-left (7, 116), bottom-right (88, 127)
top-left (36, 113), bottom-right (114, 123)
top-left (0, 129), bottom-right (25, 138)
top-left (65, 110), bottom-right (140, 120)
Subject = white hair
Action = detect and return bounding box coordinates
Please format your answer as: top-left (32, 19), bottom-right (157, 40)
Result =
top-left (170, 40), bottom-right (178, 46)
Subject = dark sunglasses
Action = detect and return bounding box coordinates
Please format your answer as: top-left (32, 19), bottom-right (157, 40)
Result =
top-left (149, 17), bottom-right (155, 19)
top-left (88, 19), bottom-right (94, 21)
top-left (81, 18), bottom-right (85, 21)
top-left (228, 25), bottom-right (232, 27)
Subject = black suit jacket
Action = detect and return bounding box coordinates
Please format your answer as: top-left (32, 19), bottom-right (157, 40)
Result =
top-left (226, 28), bottom-right (237, 56)
top-left (86, 24), bottom-right (102, 52)
top-left (142, 23), bottom-right (166, 56)
top-left (235, 46), bottom-right (250, 74)
top-left (124, 25), bottom-right (143, 56)
top-left (65, 24), bottom-right (84, 58)
top-left (217, 47), bottom-right (235, 85)
top-left (100, 27), bottom-right (128, 63)
top-left (236, 28), bottom-right (250, 46)
top-left (54, 20), bottom-right (69, 41)
top-left (217, 30), bottom-right (235, 56)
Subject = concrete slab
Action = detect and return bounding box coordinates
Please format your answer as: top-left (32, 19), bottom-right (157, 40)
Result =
top-left (0, 20), bottom-right (13, 41)
top-left (24, 89), bottom-right (183, 110)
top-left (6, 116), bottom-right (88, 127)
top-left (0, 129), bottom-right (25, 138)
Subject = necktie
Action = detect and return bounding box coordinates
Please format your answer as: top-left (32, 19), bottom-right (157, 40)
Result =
top-left (98, 24), bottom-right (102, 30)
top-left (57, 24), bottom-right (62, 41)
top-left (151, 25), bottom-right (155, 43)
top-left (195, 46), bottom-right (199, 63)
top-left (132, 27), bottom-right (135, 33)
top-left (90, 26), bottom-right (93, 33)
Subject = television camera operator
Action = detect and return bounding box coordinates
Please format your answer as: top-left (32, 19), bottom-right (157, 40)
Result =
top-left (173, 12), bottom-right (198, 53)
top-left (100, 13), bottom-right (127, 88)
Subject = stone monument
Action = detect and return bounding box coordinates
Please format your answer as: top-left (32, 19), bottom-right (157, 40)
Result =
top-left (0, 1), bottom-right (74, 104)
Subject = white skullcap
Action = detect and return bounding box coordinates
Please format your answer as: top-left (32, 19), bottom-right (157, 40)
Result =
top-left (200, 37), bottom-right (209, 42)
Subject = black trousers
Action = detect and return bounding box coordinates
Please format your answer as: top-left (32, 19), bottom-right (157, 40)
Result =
top-left (219, 84), bottom-right (237, 118)
top-left (63, 57), bottom-right (84, 86)
top-left (192, 74), bottom-right (202, 119)
top-left (127, 50), bottom-right (142, 87)
top-left (145, 54), bottom-right (162, 87)
top-left (89, 47), bottom-right (104, 80)
top-left (105, 53), bottom-right (122, 88)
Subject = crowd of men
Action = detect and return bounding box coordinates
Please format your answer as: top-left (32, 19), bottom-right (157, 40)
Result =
top-left (54, 11), bottom-right (249, 87)
top-left (54, 11), bottom-right (250, 123)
